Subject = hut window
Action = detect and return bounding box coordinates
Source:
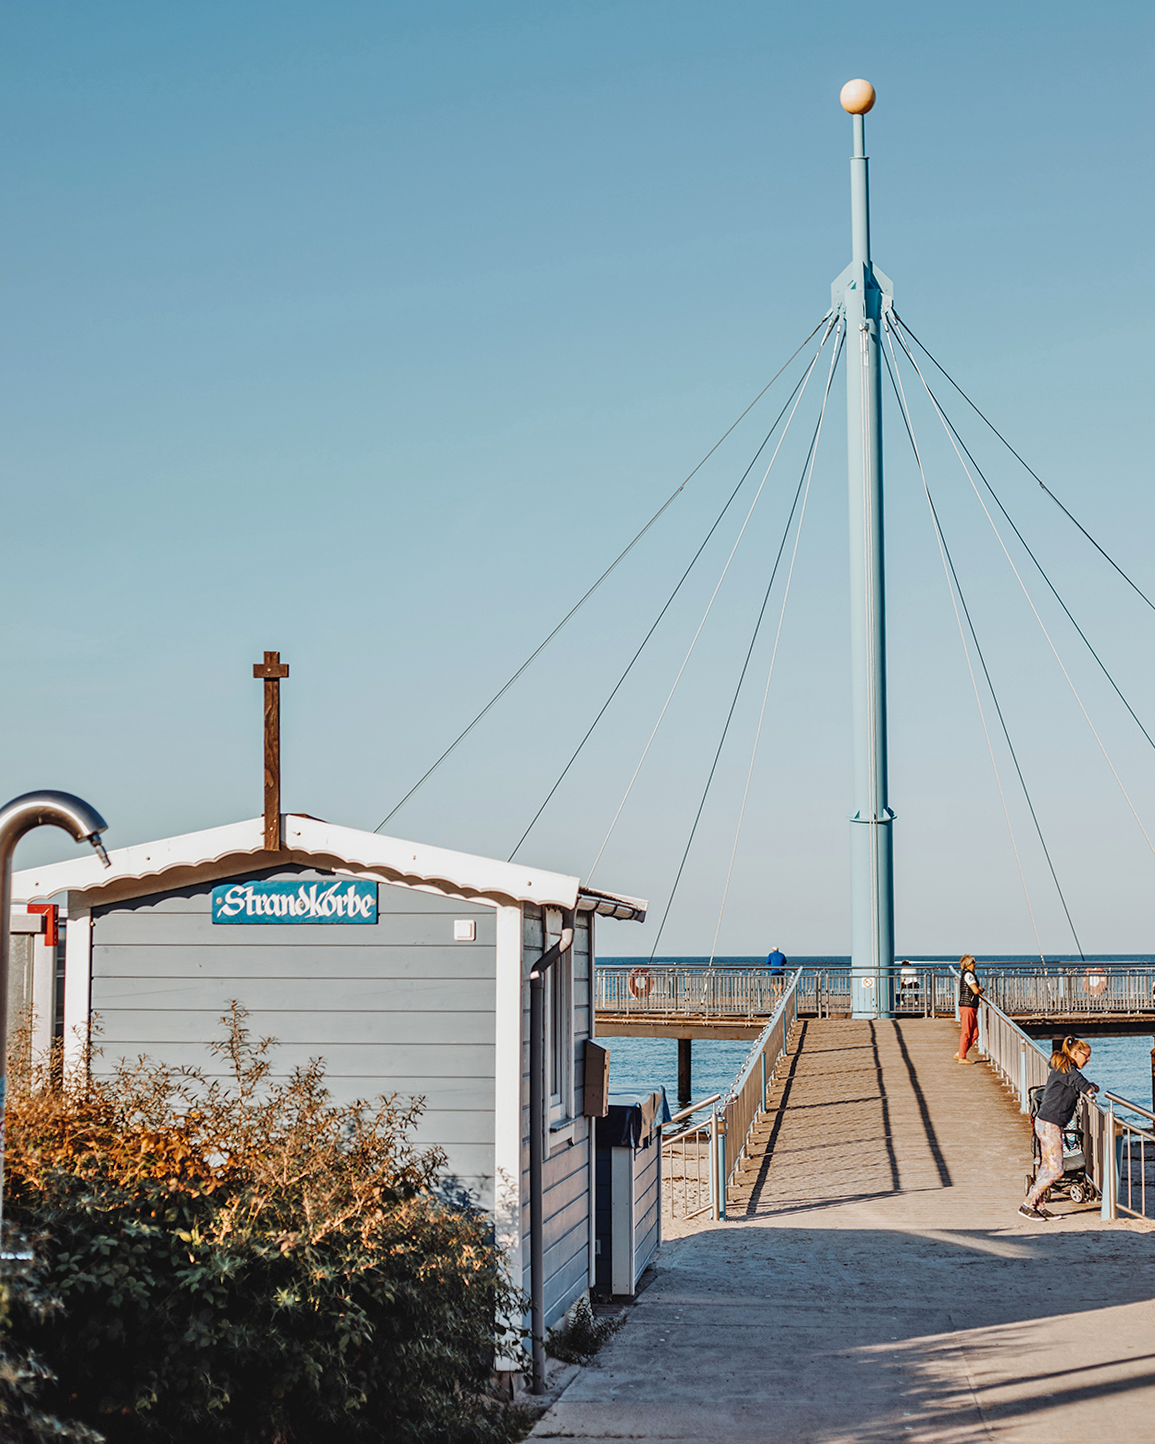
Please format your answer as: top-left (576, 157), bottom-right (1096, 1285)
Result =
top-left (546, 950), bottom-right (574, 1125)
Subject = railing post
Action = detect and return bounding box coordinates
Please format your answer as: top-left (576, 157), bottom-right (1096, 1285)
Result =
top-left (1019, 1039), bottom-right (1028, 1112)
top-left (761, 1050), bottom-right (767, 1110)
top-left (1101, 1099), bottom-right (1118, 1221)
top-left (709, 1109), bottom-right (719, 1221)
top-left (718, 1126), bottom-right (727, 1221)
top-left (978, 1003), bottom-right (986, 1057)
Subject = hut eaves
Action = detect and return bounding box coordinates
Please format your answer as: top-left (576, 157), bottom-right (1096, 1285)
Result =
top-left (10, 813), bottom-right (647, 921)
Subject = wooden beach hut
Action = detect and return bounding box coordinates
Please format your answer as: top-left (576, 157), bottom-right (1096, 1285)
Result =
top-left (11, 812), bottom-right (647, 1349)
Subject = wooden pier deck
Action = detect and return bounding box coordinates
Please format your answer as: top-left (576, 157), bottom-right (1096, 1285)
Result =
top-left (532, 1018), bottom-right (1155, 1442)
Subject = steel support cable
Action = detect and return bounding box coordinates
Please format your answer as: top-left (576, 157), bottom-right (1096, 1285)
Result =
top-left (896, 329), bottom-right (1155, 866)
top-left (373, 317), bottom-right (831, 833)
top-left (883, 329), bottom-right (1082, 958)
top-left (886, 326), bottom-right (1155, 759)
top-left (646, 331), bottom-right (845, 962)
top-left (584, 323), bottom-right (841, 884)
top-left (705, 365), bottom-right (827, 966)
top-left (506, 321), bottom-right (838, 862)
top-left (881, 326), bottom-right (1047, 961)
top-left (892, 312), bottom-right (1155, 618)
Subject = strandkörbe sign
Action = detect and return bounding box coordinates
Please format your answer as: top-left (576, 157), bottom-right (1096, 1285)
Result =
top-left (212, 878), bottom-right (378, 925)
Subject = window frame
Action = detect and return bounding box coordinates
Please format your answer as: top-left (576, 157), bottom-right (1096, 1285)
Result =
top-left (542, 910), bottom-right (575, 1131)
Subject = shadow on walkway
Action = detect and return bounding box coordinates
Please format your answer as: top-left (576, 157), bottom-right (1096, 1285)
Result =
top-left (533, 1218), bottom-right (1155, 1441)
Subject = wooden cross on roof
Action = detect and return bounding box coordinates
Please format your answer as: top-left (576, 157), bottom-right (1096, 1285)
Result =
top-left (253, 650), bottom-right (289, 851)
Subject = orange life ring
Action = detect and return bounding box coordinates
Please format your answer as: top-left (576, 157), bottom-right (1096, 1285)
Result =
top-left (627, 967), bottom-right (654, 999)
top-left (1083, 968), bottom-right (1108, 996)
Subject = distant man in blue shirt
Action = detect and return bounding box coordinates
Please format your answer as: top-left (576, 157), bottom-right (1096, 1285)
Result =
top-left (767, 946), bottom-right (787, 976)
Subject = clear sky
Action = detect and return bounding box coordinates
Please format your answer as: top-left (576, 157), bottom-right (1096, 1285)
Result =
top-left (2, 2), bottom-right (1153, 956)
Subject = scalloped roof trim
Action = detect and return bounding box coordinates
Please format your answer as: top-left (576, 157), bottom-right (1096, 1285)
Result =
top-left (9, 814), bottom-right (631, 915)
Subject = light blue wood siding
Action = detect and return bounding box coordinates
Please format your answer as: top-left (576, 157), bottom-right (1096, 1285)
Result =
top-left (89, 867), bottom-right (497, 1208)
top-left (520, 905), bottom-right (593, 1330)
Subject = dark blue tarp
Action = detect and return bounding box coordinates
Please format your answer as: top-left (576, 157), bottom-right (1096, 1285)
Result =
top-left (596, 1088), bottom-right (672, 1150)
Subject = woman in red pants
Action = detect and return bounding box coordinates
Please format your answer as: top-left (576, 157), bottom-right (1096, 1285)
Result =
top-left (956, 954), bottom-right (983, 1063)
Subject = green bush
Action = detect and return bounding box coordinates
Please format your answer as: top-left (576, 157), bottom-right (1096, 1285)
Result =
top-left (545, 1296), bottom-right (621, 1366)
top-left (0, 1258), bottom-right (105, 1443)
top-left (3, 1009), bottom-right (525, 1444)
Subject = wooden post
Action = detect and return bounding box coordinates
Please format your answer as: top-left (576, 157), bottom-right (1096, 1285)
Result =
top-left (1150, 1041), bottom-right (1154, 1115)
top-left (677, 1037), bottom-right (691, 1106)
top-left (252, 651), bottom-right (289, 852)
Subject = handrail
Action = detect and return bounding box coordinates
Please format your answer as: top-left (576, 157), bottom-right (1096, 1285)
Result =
top-left (667, 1093), bottom-right (722, 1127)
top-left (659, 976), bottom-right (799, 1225)
top-left (719, 971), bottom-right (800, 1209)
top-left (660, 1099), bottom-right (723, 1222)
top-left (1103, 1091), bottom-right (1155, 1125)
top-left (975, 993), bottom-right (1050, 1113)
top-left (1096, 1093), bottom-right (1155, 1220)
top-left (725, 983), bottom-right (796, 1100)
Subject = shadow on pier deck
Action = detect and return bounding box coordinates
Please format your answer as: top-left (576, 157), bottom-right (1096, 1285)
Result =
top-left (532, 1018), bottom-right (1155, 1443)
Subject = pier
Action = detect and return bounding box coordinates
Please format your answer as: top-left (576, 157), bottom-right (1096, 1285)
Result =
top-left (532, 1013), bottom-right (1155, 1441)
top-left (596, 963), bottom-right (1155, 1104)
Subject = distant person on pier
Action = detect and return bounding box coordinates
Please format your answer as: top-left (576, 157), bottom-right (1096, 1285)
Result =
top-left (1020, 1036), bottom-right (1099, 1221)
top-left (766, 946), bottom-right (787, 977)
top-left (955, 955), bottom-right (983, 1063)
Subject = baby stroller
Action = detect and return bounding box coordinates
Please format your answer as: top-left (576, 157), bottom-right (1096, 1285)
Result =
top-left (1025, 1085), bottom-right (1099, 1205)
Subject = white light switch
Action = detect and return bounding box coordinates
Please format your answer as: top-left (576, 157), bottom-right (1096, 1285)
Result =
top-left (453, 919), bottom-right (476, 942)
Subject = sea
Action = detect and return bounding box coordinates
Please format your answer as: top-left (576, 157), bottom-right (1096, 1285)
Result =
top-left (600, 955), bottom-right (1155, 1111)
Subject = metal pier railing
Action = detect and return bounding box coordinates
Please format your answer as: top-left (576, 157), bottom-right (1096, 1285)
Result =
top-left (596, 966), bottom-right (788, 1019)
top-left (802, 965), bottom-right (957, 1017)
top-left (598, 963), bottom-right (1155, 1025)
top-left (720, 974), bottom-right (800, 1201)
top-left (660, 973), bottom-right (799, 1222)
top-left (1099, 1093), bottom-right (1155, 1221)
top-left (659, 1093), bottom-right (723, 1223)
top-left (981, 967), bottom-right (1155, 1017)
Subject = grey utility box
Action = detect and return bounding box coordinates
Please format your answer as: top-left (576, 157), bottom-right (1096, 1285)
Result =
top-left (594, 1088), bottom-right (670, 1298)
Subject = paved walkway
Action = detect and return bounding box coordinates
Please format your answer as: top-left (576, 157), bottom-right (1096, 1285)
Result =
top-left (532, 1019), bottom-right (1155, 1442)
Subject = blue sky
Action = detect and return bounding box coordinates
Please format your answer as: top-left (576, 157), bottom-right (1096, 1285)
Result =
top-left (2, 2), bottom-right (1152, 955)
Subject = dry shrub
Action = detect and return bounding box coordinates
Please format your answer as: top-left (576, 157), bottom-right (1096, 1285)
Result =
top-left (2, 1007), bottom-right (525, 1444)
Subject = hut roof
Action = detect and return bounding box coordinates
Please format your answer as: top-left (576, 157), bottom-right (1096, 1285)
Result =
top-left (11, 814), bottom-right (647, 921)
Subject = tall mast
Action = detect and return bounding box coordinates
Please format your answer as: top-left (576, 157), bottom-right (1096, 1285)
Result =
top-left (832, 79), bottom-right (895, 1018)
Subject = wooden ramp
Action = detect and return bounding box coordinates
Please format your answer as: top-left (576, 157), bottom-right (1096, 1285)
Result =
top-left (731, 1017), bottom-right (971, 1214)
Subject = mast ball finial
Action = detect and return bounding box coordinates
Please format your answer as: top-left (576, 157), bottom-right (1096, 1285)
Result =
top-left (840, 79), bottom-right (876, 115)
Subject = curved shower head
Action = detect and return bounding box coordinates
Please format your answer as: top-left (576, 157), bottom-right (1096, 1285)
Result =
top-left (0, 790), bottom-right (110, 865)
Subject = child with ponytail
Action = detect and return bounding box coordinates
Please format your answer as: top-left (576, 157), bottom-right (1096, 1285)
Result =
top-left (1020, 1037), bottom-right (1099, 1221)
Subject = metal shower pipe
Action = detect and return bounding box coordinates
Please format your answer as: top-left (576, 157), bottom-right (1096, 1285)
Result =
top-left (0, 790), bottom-right (110, 1241)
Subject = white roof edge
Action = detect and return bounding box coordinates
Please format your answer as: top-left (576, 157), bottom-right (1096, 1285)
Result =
top-left (281, 815), bottom-right (581, 909)
top-left (11, 817), bottom-right (267, 904)
top-left (10, 814), bottom-right (646, 920)
top-left (577, 886), bottom-right (648, 923)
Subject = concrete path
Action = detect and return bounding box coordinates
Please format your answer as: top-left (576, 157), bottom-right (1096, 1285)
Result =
top-left (531, 1018), bottom-right (1155, 1442)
